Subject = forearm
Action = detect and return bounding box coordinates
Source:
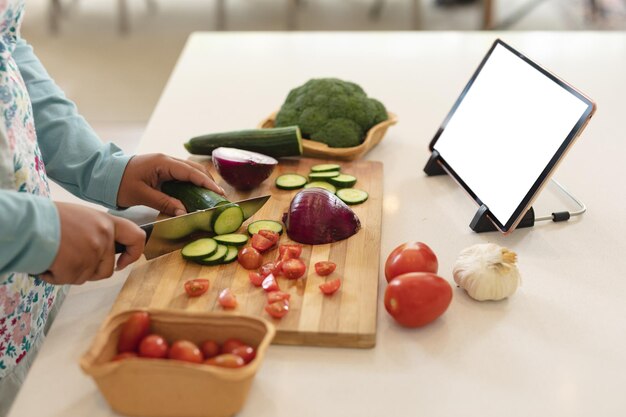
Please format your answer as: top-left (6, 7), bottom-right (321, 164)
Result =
top-left (13, 38), bottom-right (131, 209)
top-left (0, 190), bottom-right (60, 275)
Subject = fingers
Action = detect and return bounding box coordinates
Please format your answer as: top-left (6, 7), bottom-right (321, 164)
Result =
top-left (164, 158), bottom-right (225, 196)
top-left (113, 216), bottom-right (146, 271)
top-left (138, 185), bottom-right (188, 216)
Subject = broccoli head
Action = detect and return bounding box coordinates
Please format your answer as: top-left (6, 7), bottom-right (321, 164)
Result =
top-left (275, 78), bottom-right (388, 148)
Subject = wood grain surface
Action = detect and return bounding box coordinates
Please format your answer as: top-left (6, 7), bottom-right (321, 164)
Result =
top-left (110, 158), bottom-right (383, 348)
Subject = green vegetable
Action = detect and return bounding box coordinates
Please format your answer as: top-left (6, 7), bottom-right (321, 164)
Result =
top-left (214, 233), bottom-right (249, 246)
top-left (308, 171), bottom-right (340, 181)
top-left (328, 174), bottom-right (357, 188)
top-left (181, 238), bottom-right (218, 260)
top-left (311, 163), bottom-right (341, 172)
top-left (184, 127), bottom-right (303, 158)
top-left (275, 78), bottom-right (388, 148)
top-left (304, 181), bottom-right (337, 194)
top-left (275, 174), bottom-right (307, 190)
top-left (247, 220), bottom-right (284, 236)
top-left (222, 246), bottom-right (239, 264)
top-left (196, 244), bottom-right (229, 266)
top-left (336, 188), bottom-right (369, 205)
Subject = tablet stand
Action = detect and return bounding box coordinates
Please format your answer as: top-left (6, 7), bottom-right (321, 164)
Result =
top-left (423, 150), bottom-right (584, 233)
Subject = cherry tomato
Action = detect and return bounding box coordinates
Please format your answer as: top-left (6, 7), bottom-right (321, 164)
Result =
top-left (138, 334), bottom-right (169, 358)
top-left (278, 244), bottom-right (303, 260)
top-left (259, 262), bottom-right (281, 278)
top-left (238, 246), bottom-right (263, 270)
top-left (204, 353), bottom-right (245, 368)
top-left (248, 271), bottom-right (265, 287)
top-left (384, 242), bottom-right (439, 283)
top-left (168, 340), bottom-right (203, 363)
top-left (262, 273), bottom-right (280, 292)
top-left (231, 345), bottom-right (256, 364)
top-left (265, 299), bottom-right (289, 319)
top-left (314, 261), bottom-right (336, 276)
top-left (251, 233), bottom-right (274, 253)
top-left (222, 338), bottom-right (245, 354)
top-left (184, 279), bottom-right (210, 297)
top-left (384, 272), bottom-right (452, 328)
top-left (112, 352), bottom-right (138, 361)
top-left (200, 340), bottom-right (221, 359)
top-left (218, 288), bottom-right (238, 309)
top-left (282, 258), bottom-right (306, 280)
top-left (319, 278), bottom-right (341, 295)
top-left (258, 229), bottom-right (280, 245)
top-left (267, 291), bottom-right (291, 304)
top-left (117, 311), bottom-right (150, 353)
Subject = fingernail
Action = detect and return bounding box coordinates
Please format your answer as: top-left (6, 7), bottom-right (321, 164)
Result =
top-left (219, 187), bottom-right (226, 195)
top-left (175, 209), bottom-right (186, 216)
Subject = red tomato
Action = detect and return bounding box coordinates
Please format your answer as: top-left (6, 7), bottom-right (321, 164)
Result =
top-left (314, 261), bottom-right (336, 276)
top-left (258, 230), bottom-right (280, 245)
top-left (319, 278), bottom-right (341, 295)
top-left (265, 299), bottom-right (290, 319)
top-left (231, 345), bottom-right (256, 364)
top-left (262, 273), bottom-right (280, 292)
top-left (184, 279), bottom-right (210, 297)
top-left (222, 338), bottom-right (245, 354)
top-left (204, 353), bottom-right (245, 368)
top-left (384, 272), bottom-right (452, 328)
top-left (112, 352), bottom-right (138, 361)
top-left (282, 258), bottom-right (306, 280)
top-left (248, 271), bottom-right (265, 287)
top-left (278, 244), bottom-right (303, 260)
top-left (384, 242), bottom-right (439, 283)
top-left (168, 340), bottom-right (203, 363)
top-left (138, 334), bottom-right (169, 358)
top-left (117, 311), bottom-right (150, 353)
top-left (251, 233), bottom-right (274, 253)
top-left (267, 291), bottom-right (291, 303)
top-left (259, 262), bottom-right (280, 278)
top-left (238, 246), bottom-right (263, 270)
top-left (200, 340), bottom-right (221, 359)
top-left (218, 288), bottom-right (238, 309)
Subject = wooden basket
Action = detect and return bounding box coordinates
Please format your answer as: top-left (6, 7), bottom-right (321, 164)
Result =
top-left (259, 111), bottom-right (398, 161)
top-left (80, 309), bottom-right (275, 417)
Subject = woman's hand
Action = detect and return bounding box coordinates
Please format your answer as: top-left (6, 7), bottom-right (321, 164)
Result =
top-left (41, 202), bottom-right (146, 285)
top-left (117, 154), bottom-right (224, 216)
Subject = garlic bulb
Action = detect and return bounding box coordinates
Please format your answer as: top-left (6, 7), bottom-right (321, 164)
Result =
top-left (453, 243), bottom-right (520, 301)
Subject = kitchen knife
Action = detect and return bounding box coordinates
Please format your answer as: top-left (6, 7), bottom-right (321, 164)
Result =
top-left (115, 194), bottom-right (270, 260)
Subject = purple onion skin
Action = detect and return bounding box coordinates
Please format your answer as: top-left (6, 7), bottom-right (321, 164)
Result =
top-left (283, 188), bottom-right (361, 245)
top-left (212, 149), bottom-right (277, 191)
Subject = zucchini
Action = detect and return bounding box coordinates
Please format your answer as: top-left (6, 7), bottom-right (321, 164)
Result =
top-left (214, 233), bottom-right (249, 246)
top-left (275, 174), bottom-right (307, 190)
top-left (212, 205), bottom-right (244, 235)
top-left (184, 127), bottom-right (303, 158)
top-left (222, 246), bottom-right (239, 264)
top-left (196, 244), bottom-right (229, 266)
top-left (336, 188), bottom-right (368, 205)
top-left (328, 174), bottom-right (357, 188)
top-left (181, 238), bottom-right (218, 260)
top-left (304, 181), bottom-right (337, 194)
top-left (311, 163), bottom-right (341, 173)
top-left (308, 171), bottom-right (340, 181)
top-left (247, 220), bottom-right (284, 236)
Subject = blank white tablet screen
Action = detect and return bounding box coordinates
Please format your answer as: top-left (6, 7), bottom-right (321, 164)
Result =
top-left (433, 43), bottom-right (589, 227)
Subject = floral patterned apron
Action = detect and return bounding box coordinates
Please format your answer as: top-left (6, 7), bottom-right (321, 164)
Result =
top-left (0, 0), bottom-right (62, 379)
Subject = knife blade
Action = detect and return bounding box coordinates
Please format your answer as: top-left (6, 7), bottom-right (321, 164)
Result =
top-left (115, 194), bottom-right (270, 260)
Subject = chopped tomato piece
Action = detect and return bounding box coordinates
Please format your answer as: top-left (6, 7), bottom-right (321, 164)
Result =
top-left (265, 299), bottom-right (290, 319)
top-left (251, 233), bottom-right (274, 253)
top-left (184, 279), bottom-right (210, 297)
top-left (261, 273), bottom-right (280, 292)
top-left (267, 291), bottom-right (291, 304)
top-left (278, 244), bottom-right (303, 260)
top-left (259, 262), bottom-right (281, 278)
top-left (238, 246), bottom-right (263, 270)
top-left (315, 261), bottom-right (336, 276)
top-left (248, 271), bottom-right (265, 287)
top-left (282, 258), bottom-right (306, 280)
top-left (258, 229), bottom-right (280, 245)
top-left (319, 278), bottom-right (341, 295)
top-left (218, 288), bottom-right (238, 309)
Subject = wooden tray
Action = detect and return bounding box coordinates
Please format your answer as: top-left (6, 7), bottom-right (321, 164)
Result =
top-left (259, 112), bottom-right (397, 161)
top-left (111, 158), bottom-right (383, 348)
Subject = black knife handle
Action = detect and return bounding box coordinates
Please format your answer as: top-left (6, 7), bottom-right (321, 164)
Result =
top-left (115, 223), bottom-right (154, 254)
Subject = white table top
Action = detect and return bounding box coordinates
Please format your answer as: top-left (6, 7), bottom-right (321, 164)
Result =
top-left (10, 32), bottom-right (626, 417)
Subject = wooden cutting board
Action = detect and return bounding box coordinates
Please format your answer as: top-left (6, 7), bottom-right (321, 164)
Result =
top-left (110, 158), bottom-right (383, 348)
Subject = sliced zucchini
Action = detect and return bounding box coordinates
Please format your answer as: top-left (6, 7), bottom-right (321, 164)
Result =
top-left (276, 174), bottom-right (307, 190)
top-left (304, 181), bottom-right (337, 194)
top-left (196, 244), bottom-right (228, 266)
top-left (222, 246), bottom-right (239, 264)
top-left (308, 171), bottom-right (340, 180)
top-left (328, 174), bottom-right (357, 188)
top-left (214, 233), bottom-right (249, 246)
top-left (311, 163), bottom-right (341, 173)
top-left (212, 205), bottom-right (244, 235)
top-left (247, 220), bottom-right (284, 236)
top-left (336, 188), bottom-right (369, 205)
top-left (181, 238), bottom-right (218, 260)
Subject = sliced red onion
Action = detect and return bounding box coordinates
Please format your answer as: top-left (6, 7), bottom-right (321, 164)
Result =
top-left (212, 147), bottom-right (278, 190)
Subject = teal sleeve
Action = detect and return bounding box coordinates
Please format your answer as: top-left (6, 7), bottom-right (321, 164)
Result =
top-left (0, 190), bottom-right (60, 275)
top-left (12, 38), bottom-right (132, 209)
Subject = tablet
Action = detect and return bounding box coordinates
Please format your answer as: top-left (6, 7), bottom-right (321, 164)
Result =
top-left (429, 39), bottom-right (596, 234)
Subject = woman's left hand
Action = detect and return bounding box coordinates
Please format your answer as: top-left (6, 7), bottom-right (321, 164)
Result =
top-left (117, 153), bottom-right (225, 216)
